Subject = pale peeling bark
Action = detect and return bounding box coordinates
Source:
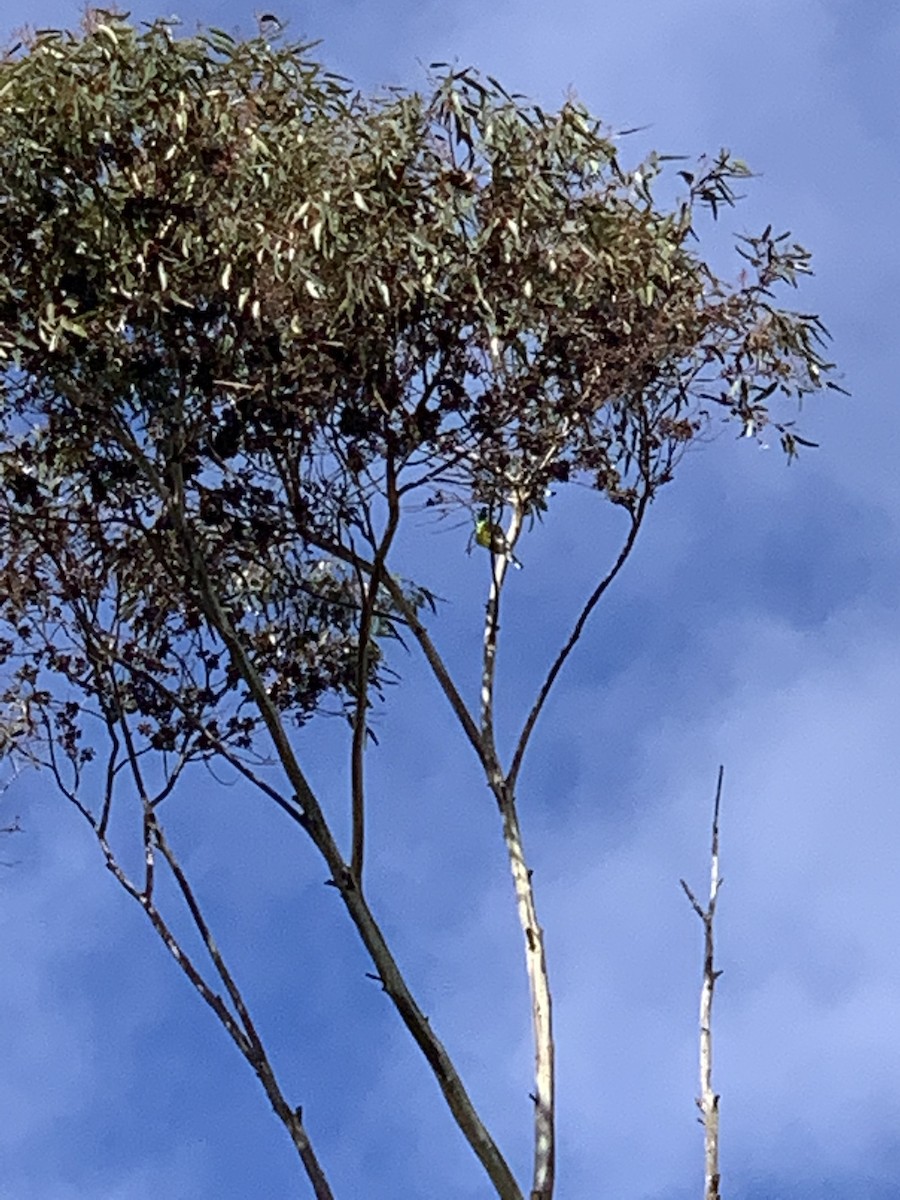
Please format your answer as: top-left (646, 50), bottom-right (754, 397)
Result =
top-left (681, 766), bottom-right (724, 1200)
top-left (479, 507), bottom-right (556, 1200)
top-left (501, 799), bottom-right (555, 1200)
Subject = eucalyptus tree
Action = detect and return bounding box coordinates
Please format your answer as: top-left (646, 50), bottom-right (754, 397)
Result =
top-left (0, 13), bottom-right (838, 1199)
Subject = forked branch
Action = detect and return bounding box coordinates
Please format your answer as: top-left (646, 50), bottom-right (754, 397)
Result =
top-left (175, 517), bottom-right (523, 1200)
top-left (475, 500), bottom-right (555, 1200)
top-left (680, 764), bottom-right (725, 1200)
top-left (52, 711), bottom-right (337, 1200)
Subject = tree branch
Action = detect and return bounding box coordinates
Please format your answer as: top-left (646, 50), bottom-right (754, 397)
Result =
top-left (680, 764), bottom-right (724, 1200)
top-left (173, 510), bottom-right (522, 1199)
top-left (508, 489), bottom-right (649, 789)
top-left (148, 816), bottom-right (337, 1200)
top-left (317, 531), bottom-right (487, 771)
top-left (41, 646), bottom-right (341, 1199)
top-left (479, 504), bottom-right (523, 780)
top-left (350, 449), bottom-right (400, 885)
top-left (81, 793), bottom-right (337, 1199)
top-left (496, 793), bottom-right (555, 1200)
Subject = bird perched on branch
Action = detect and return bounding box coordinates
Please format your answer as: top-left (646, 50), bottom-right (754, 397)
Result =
top-left (475, 507), bottom-right (523, 569)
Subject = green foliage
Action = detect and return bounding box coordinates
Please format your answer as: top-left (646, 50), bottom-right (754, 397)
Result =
top-left (0, 12), bottom-right (837, 768)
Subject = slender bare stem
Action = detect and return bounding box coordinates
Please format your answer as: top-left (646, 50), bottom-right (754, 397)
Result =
top-left (480, 505), bottom-right (523, 755)
top-left (311, 533), bottom-right (488, 768)
top-left (680, 765), bottom-right (724, 1200)
top-left (0, 785), bottom-right (22, 866)
top-left (508, 494), bottom-right (648, 789)
top-left (350, 451), bottom-right (399, 885)
top-left (150, 818), bottom-right (337, 1200)
top-left (50, 698), bottom-right (337, 1200)
top-left (381, 571), bottom-right (488, 767)
top-left (472, 503), bottom-right (555, 1199)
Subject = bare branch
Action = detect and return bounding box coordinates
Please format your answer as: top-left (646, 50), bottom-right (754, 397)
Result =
top-left (509, 494), bottom-right (648, 789)
top-left (150, 816), bottom-right (258, 1039)
top-left (480, 504), bottom-right (523, 772)
top-left (0, 785), bottom-right (22, 866)
top-left (47, 642), bottom-right (340, 1200)
top-left (351, 449), bottom-right (400, 885)
top-left (311, 524), bottom-right (491, 774)
top-left (145, 816), bottom-right (335, 1197)
top-left (680, 764), bottom-right (725, 1200)
top-left (76, 792), bottom-right (337, 1200)
top-left (173, 513), bottom-right (522, 1199)
top-left (381, 568), bottom-right (488, 766)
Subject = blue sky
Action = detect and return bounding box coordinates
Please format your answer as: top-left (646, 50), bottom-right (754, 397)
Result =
top-left (2, 2), bottom-right (899, 1198)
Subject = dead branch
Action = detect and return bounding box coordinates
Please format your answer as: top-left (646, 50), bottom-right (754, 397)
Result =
top-left (680, 765), bottom-right (725, 1200)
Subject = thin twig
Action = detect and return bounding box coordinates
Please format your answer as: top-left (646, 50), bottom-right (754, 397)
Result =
top-left (508, 493), bottom-right (648, 788)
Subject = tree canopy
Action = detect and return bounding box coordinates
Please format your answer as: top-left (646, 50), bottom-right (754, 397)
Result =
top-left (0, 15), bottom-right (834, 749)
top-left (0, 13), bottom-right (840, 1200)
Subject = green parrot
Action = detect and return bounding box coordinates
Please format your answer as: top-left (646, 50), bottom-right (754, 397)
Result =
top-left (475, 507), bottom-right (523, 569)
